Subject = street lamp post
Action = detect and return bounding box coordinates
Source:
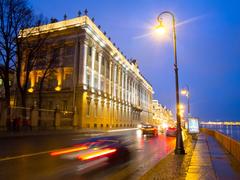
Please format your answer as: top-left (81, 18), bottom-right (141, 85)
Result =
top-left (157, 11), bottom-right (185, 154)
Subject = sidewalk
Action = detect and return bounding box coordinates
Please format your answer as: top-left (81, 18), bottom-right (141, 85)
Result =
top-left (141, 133), bottom-right (240, 180)
top-left (185, 134), bottom-right (216, 179)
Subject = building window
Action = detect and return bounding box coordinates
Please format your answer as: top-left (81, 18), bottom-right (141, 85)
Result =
top-left (48, 101), bottom-right (53, 110)
top-left (88, 46), bottom-right (92, 57)
top-left (101, 78), bottom-right (105, 91)
top-left (0, 78), bottom-right (2, 86)
top-left (63, 45), bottom-right (74, 66)
top-left (105, 61), bottom-right (109, 78)
top-left (87, 55), bottom-right (91, 68)
top-left (63, 100), bottom-right (68, 111)
top-left (101, 57), bottom-right (105, 75)
top-left (87, 101), bottom-right (91, 116)
top-left (86, 71), bottom-right (91, 86)
top-left (64, 45), bottom-right (74, 56)
top-left (94, 74), bottom-right (98, 89)
top-left (94, 103), bottom-right (98, 117)
top-left (95, 52), bottom-right (99, 71)
top-left (52, 48), bottom-right (61, 66)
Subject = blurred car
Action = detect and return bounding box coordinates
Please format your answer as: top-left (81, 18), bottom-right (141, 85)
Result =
top-left (166, 127), bottom-right (177, 137)
top-left (141, 124), bottom-right (158, 136)
top-left (50, 136), bottom-right (131, 166)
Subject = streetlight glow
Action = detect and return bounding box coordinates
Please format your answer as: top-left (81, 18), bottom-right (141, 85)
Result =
top-left (181, 89), bottom-right (187, 95)
top-left (181, 85), bottom-right (190, 116)
top-left (179, 104), bottom-right (185, 110)
top-left (155, 20), bottom-right (166, 35)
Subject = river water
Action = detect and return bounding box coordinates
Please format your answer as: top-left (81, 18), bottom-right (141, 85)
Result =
top-left (201, 124), bottom-right (240, 142)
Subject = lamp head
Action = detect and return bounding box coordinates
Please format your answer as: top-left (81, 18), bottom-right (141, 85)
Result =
top-left (181, 89), bottom-right (187, 95)
top-left (155, 18), bottom-right (165, 35)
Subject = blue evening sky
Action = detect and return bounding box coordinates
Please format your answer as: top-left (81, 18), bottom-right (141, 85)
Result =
top-left (29, 0), bottom-right (240, 121)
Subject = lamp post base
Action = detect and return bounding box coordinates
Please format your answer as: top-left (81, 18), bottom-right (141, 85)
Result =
top-left (174, 148), bottom-right (186, 155)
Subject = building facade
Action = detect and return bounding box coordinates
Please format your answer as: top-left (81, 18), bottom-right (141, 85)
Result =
top-left (152, 100), bottom-right (175, 128)
top-left (20, 15), bottom-right (153, 128)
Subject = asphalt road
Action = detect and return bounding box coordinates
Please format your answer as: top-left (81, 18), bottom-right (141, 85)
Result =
top-left (0, 129), bottom-right (176, 180)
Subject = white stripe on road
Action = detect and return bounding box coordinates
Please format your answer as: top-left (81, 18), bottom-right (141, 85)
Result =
top-left (0, 150), bottom-right (53, 162)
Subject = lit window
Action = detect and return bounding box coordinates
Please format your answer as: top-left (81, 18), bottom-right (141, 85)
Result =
top-left (0, 79), bottom-right (2, 86)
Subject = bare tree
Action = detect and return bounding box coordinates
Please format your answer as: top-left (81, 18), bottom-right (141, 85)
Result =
top-left (0, 0), bottom-right (33, 129)
top-left (0, 0), bottom-right (49, 129)
top-left (35, 49), bottom-right (58, 126)
top-left (16, 26), bottom-right (49, 118)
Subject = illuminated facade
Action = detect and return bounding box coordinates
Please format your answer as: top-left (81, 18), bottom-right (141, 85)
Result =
top-left (152, 100), bottom-right (174, 127)
top-left (20, 16), bottom-right (153, 128)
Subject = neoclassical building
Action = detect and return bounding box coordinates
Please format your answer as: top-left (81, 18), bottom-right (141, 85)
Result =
top-left (20, 15), bottom-right (154, 128)
top-left (152, 100), bottom-right (175, 128)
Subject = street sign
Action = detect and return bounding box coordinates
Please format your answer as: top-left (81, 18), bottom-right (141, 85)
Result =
top-left (188, 117), bottom-right (199, 133)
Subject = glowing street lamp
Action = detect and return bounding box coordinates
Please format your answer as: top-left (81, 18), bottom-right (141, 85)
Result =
top-left (156, 11), bottom-right (185, 154)
top-left (155, 20), bottom-right (166, 35)
top-left (181, 85), bottom-right (190, 116)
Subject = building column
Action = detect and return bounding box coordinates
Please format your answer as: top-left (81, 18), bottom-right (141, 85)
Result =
top-left (109, 61), bottom-right (112, 95)
top-left (122, 69), bottom-right (125, 100)
top-left (113, 64), bottom-right (117, 98)
top-left (72, 40), bottom-right (79, 127)
top-left (91, 46), bottom-right (96, 89)
top-left (117, 65), bottom-right (121, 99)
top-left (125, 72), bottom-right (128, 102)
top-left (133, 81), bottom-right (135, 104)
top-left (79, 41), bottom-right (88, 86)
top-left (73, 40), bottom-right (80, 87)
top-left (98, 52), bottom-right (102, 91)
top-left (131, 80), bottom-right (133, 104)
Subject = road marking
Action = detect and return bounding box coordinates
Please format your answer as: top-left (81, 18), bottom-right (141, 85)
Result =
top-left (0, 150), bottom-right (55, 162)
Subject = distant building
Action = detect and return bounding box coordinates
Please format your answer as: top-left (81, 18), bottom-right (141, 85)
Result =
top-left (19, 15), bottom-right (154, 128)
top-left (152, 100), bottom-right (175, 127)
